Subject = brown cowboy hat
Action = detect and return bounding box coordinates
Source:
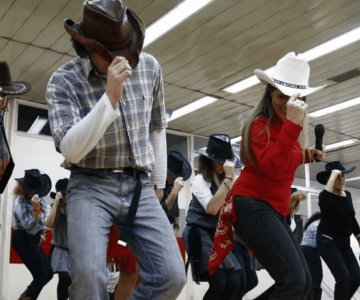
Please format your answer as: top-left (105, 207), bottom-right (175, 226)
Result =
top-left (0, 61), bottom-right (31, 96)
top-left (64, 0), bottom-right (145, 69)
top-left (316, 161), bottom-right (356, 185)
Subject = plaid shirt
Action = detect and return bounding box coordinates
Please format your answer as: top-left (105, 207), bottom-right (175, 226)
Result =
top-left (12, 195), bottom-right (47, 235)
top-left (46, 53), bottom-right (166, 170)
top-left (300, 219), bottom-right (320, 248)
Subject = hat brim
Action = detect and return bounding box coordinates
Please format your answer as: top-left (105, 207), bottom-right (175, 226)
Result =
top-left (1, 81), bottom-right (31, 96)
top-left (254, 69), bottom-right (326, 97)
top-left (194, 148), bottom-right (242, 168)
top-left (64, 19), bottom-right (114, 64)
top-left (15, 174), bottom-right (52, 198)
top-left (316, 166), bottom-right (356, 185)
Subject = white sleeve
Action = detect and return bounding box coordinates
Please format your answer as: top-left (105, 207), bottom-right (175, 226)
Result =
top-left (192, 174), bottom-right (213, 211)
top-left (150, 128), bottom-right (167, 188)
top-left (59, 93), bottom-right (120, 164)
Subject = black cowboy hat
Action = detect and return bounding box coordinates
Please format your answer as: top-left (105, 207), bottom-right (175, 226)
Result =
top-left (194, 133), bottom-right (242, 168)
top-left (64, 0), bottom-right (145, 69)
top-left (316, 161), bottom-right (356, 185)
top-left (0, 61), bottom-right (31, 96)
top-left (50, 178), bottom-right (69, 199)
top-left (167, 151), bottom-right (192, 181)
top-left (15, 169), bottom-right (52, 198)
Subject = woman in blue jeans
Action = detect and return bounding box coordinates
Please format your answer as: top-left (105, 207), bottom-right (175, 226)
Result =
top-left (316, 161), bottom-right (360, 300)
top-left (12, 169), bottom-right (53, 300)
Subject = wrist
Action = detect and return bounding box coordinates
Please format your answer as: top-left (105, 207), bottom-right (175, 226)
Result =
top-left (223, 181), bottom-right (231, 192)
top-left (153, 185), bottom-right (162, 191)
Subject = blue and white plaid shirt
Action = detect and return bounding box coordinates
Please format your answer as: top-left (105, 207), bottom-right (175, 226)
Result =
top-left (300, 219), bottom-right (320, 248)
top-left (46, 53), bottom-right (166, 170)
top-left (12, 196), bottom-right (47, 235)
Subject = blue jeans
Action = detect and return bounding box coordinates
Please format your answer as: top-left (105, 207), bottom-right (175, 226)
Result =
top-left (67, 168), bottom-right (186, 300)
top-left (233, 196), bottom-right (311, 300)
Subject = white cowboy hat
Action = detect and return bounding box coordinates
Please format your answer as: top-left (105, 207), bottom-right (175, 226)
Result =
top-left (254, 52), bottom-right (326, 97)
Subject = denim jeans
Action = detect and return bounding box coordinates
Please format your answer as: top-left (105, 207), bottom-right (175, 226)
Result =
top-left (12, 230), bottom-right (53, 299)
top-left (67, 169), bottom-right (186, 300)
top-left (317, 230), bottom-right (360, 299)
top-left (233, 196), bottom-right (311, 300)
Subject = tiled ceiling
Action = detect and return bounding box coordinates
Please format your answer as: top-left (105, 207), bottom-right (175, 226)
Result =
top-left (1, 0), bottom-right (360, 190)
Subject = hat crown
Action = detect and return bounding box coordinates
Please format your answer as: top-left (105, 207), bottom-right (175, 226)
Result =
top-left (272, 52), bottom-right (310, 87)
top-left (81, 0), bottom-right (133, 50)
top-left (0, 61), bottom-right (12, 87)
top-left (206, 134), bottom-right (234, 162)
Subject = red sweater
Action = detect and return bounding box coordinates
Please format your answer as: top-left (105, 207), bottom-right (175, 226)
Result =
top-left (232, 115), bottom-right (310, 216)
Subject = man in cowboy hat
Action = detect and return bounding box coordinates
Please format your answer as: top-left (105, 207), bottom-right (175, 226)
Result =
top-left (159, 151), bottom-right (192, 235)
top-left (46, 1), bottom-right (186, 299)
top-left (0, 61), bottom-right (31, 193)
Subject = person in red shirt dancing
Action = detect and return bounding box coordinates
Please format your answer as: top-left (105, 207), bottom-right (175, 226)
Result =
top-left (209, 52), bottom-right (325, 299)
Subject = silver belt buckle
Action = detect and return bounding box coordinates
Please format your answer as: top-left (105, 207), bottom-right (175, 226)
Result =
top-left (112, 168), bottom-right (124, 173)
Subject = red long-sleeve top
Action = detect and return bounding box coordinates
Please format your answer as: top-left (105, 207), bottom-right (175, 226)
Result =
top-left (232, 115), bottom-right (311, 216)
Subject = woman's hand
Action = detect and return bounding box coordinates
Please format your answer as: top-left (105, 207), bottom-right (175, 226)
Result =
top-left (286, 94), bottom-right (308, 126)
top-left (223, 160), bottom-right (235, 180)
top-left (308, 147), bottom-right (325, 162)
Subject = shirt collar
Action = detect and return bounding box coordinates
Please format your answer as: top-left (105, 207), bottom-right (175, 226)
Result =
top-left (82, 58), bottom-right (106, 81)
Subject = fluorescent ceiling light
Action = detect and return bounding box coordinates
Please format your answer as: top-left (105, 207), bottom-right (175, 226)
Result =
top-left (223, 75), bottom-right (260, 94)
top-left (168, 96), bottom-right (218, 122)
top-left (324, 139), bottom-right (359, 151)
top-left (27, 116), bottom-right (47, 134)
top-left (308, 97), bottom-right (360, 117)
top-left (223, 26), bottom-right (360, 94)
top-left (347, 176), bottom-right (360, 182)
top-left (231, 136), bottom-right (242, 143)
top-left (144, 0), bottom-right (213, 47)
top-left (302, 27), bottom-right (360, 61)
